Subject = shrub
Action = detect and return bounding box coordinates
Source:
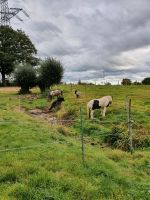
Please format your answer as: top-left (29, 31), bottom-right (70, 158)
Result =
top-left (14, 64), bottom-right (37, 94)
top-left (37, 58), bottom-right (64, 92)
top-left (104, 125), bottom-right (130, 151)
top-left (133, 126), bottom-right (150, 149)
top-left (104, 125), bottom-right (150, 151)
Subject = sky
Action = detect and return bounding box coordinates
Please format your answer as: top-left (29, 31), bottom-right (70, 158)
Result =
top-left (9, 0), bottom-right (150, 84)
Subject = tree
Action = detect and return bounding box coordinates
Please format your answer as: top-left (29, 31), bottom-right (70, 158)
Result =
top-left (0, 26), bottom-right (37, 86)
top-left (14, 64), bottom-right (37, 94)
top-left (142, 77), bottom-right (150, 85)
top-left (37, 58), bottom-right (64, 92)
top-left (121, 78), bottom-right (132, 85)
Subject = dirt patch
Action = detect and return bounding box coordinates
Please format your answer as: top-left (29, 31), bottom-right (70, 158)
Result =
top-left (27, 108), bottom-right (75, 126)
top-left (14, 105), bottom-right (75, 126)
top-left (17, 94), bottom-right (40, 100)
top-left (28, 108), bottom-right (57, 124)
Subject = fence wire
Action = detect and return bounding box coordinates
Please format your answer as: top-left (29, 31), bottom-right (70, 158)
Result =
top-left (0, 94), bottom-right (149, 157)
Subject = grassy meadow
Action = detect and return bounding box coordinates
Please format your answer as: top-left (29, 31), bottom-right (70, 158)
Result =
top-left (0, 85), bottom-right (150, 200)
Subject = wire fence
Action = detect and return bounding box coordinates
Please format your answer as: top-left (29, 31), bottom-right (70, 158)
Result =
top-left (0, 93), bottom-right (149, 163)
top-left (0, 99), bottom-right (131, 160)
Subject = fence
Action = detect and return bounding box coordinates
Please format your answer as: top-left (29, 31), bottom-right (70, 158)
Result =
top-left (0, 97), bottom-right (133, 162)
top-left (0, 93), bottom-right (149, 163)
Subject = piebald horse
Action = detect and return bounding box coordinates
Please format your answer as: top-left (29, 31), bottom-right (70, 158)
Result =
top-left (87, 96), bottom-right (112, 119)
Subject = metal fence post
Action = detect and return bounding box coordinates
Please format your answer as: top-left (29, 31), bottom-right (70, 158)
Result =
top-left (80, 107), bottom-right (84, 162)
top-left (128, 99), bottom-right (133, 154)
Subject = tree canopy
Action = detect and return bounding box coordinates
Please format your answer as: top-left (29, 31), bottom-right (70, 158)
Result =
top-left (142, 77), bottom-right (150, 85)
top-left (0, 26), bottom-right (37, 85)
top-left (121, 78), bottom-right (132, 85)
top-left (14, 64), bottom-right (37, 94)
top-left (37, 58), bottom-right (64, 92)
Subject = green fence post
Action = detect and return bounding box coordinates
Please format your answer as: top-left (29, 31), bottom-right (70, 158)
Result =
top-left (80, 107), bottom-right (84, 162)
top-left (128, 99), bottom-right (133, 154)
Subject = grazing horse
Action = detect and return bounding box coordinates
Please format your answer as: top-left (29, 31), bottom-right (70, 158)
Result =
top-left (49, 97), bottom-right (65, 111)
top-left (75, 90), bottom-right (80, 98)
top-left (48, 89), bottom-right (63, 100)
top-left (87, 96), bottom-right (112, 119)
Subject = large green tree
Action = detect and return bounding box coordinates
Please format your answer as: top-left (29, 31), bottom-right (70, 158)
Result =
top-left (121, 78), bottom-right (132, 85)
top-left (142, 77), bottom-right (150, 85)
top-left (0, 25), bottom-right (37, 86)
top-left (14, 64), bottom-right (37, 94)
top-left (37, 58), bottom-right (64, 92)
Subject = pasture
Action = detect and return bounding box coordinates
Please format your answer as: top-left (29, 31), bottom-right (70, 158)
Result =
top-left (0, 85), bottom-right (150, 200)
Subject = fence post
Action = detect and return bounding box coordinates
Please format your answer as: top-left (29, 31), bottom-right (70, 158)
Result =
top-left (80, 107), bottom-right (84, 162)
top-left (128, 99), bottom-right (133, 154)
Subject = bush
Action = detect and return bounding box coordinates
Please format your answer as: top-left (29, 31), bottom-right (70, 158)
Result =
top-left (133, 126), bottom-right (150, 149)
top-left (37, 58), bottom-right (64, 92)
top-left (104, 125), bottom-right (130, 151)
top-left (104, 125), bottom-right (150, 151)
top-left (14, 64), bottom-right (37, 94)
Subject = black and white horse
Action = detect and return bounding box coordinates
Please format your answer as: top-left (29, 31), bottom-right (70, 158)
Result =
top-left (49, 97), bottom-right (65, 111)
top-left (87, 96), bottom-right (112, 119)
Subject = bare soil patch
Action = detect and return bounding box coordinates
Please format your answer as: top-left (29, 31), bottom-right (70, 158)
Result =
top-left (27, 108), bottom-right (57, 124)
top-left (27, 108), bottom-right (74, 126)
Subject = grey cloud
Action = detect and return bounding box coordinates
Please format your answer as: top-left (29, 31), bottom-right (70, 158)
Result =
top-left (30, 21), bottom-right (62, 34)
top-left (10, 0), bottom-right (150, 83)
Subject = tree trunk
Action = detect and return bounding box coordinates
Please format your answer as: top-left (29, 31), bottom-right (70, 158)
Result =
top-left (20, 86), bottom-right (30, 94)
top-left (1, 72), bottom-right (6, 86)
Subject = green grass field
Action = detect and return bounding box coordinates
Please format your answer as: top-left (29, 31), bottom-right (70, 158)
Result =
top-left (0, 85), bottom-right (150, 200)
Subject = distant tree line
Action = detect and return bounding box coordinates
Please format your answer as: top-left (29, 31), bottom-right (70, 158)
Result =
top-left (121, 78), bottom-right (150, 85)
top-left (77, 78), bottom-right (150, 86)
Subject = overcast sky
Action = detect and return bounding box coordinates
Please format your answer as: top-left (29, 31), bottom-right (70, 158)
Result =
top-left (9, 0), bottom-right (150, 84)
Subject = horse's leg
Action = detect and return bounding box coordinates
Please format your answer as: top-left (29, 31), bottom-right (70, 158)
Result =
top-left (91, 110), bottom-right (94, 119)
top-left (102, 107), bottom-right (106, 117)
top-left (101, 108), bottom-right (103, 116)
